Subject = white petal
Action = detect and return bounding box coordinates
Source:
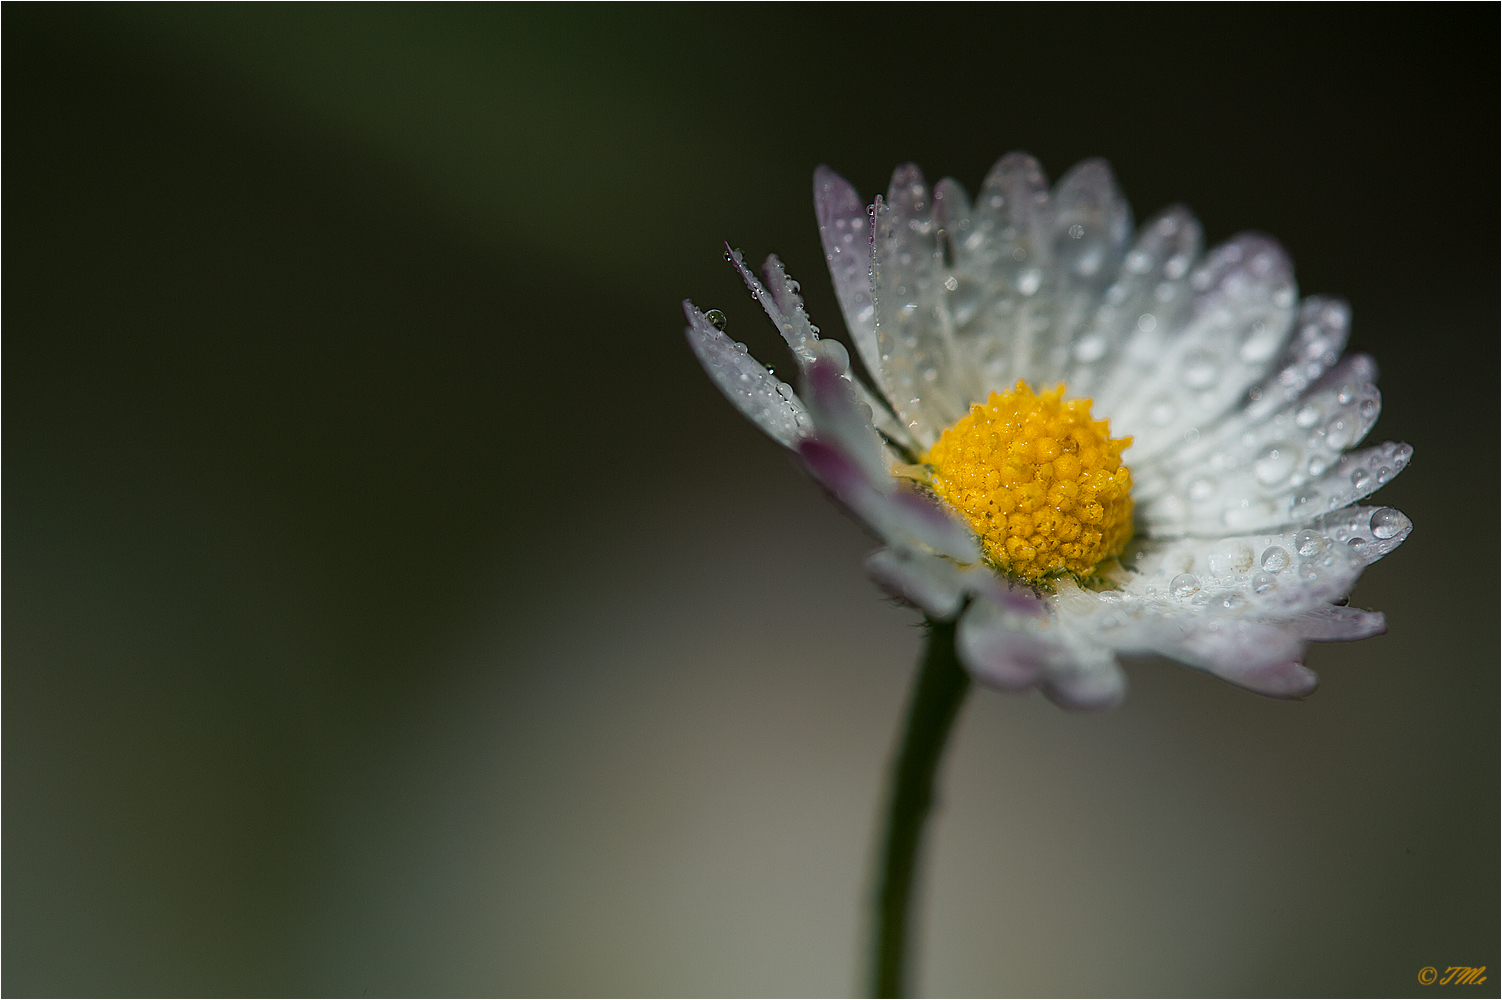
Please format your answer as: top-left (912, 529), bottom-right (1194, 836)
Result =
top-left (683, 300), bottom-right (810, 447)
top-left (814, 166), bottom-right (880, 374)
top-left (1063, 205), bottom-right (1203, 399)
top-left (865, 546), bottom-right (967, 619)
top-left (1032, 159), bottom-right (1134, 388)
top-left (1041, 650), bottom-right (1127, 711)
top-left (1135, 353), bottom-right (1388, 535)
top-left (967, 153), bottom-right (1054, 393)
top-left (725, 247), bottom-right (821, 369)
top-left (1102, 234), bottom-right (1299, 462)
top-left (871, 165), bottom-right (972, 445)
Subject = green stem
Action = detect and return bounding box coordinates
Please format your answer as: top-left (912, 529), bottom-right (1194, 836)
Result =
top-left (871, 617), bottom-right (972, 998)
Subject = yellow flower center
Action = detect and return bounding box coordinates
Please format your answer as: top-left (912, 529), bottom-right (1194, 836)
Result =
top-left (920, 381), bottom-right (1134, 583)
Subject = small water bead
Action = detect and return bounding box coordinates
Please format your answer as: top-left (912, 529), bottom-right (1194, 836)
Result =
top-left (1251, 571), bottom-right (1277, 593)
top-left (1261, 546), bottom-right (1291, 572)
top-left (1220, 593), bottom-right (1247, 610)
top-left (1375, 466), bottom-right (1392, 484)
top-left (1347, 537), bottom-right (1368, 552)
top-left (1370, 507), bottom-right (1409, 539)
top-left (1149, 397), bottom-right (1178, 426)
top-left (1188, 476), bottom-right (1218, 502)
top-left (1073, 334), bottom-right (1108, 363)
top-left (1254, 444), bottom-right (1300, 487)
top-left (1325, 416), bottom-right (1355, 449)
top-left (705, 309), bottom-right (728, 331)
top-left (1360, 398), bottom-right (1378, 419)
top-left (733, 341), bottom-right (749, 353)
top-left (1294, 530), bottom-right (1325, 557)
top-left (1337, 384), bottom-right (1356, 405)
top-left (1350, 467), bottom-right (1371, 489)
top-left (1295, 403), bottom-right (1322, 428)
top-left (1068, 224), bottom-right (1085, 239)
top-left (1170, 573), bottom-right (1200, 598)
top-left (1137, 313), bottom-right (1157, 333)
top-left (1307, 456), bottom-right (1328, 477)
top-left (1181, 350), bottom-right (1220, 389)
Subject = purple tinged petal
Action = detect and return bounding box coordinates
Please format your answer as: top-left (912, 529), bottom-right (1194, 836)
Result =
top-left (956, 598), bottom-right (1046, 690)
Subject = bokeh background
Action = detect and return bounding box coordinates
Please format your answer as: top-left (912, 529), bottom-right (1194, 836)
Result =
top-left (6, 6), bottom-right (1497, 996)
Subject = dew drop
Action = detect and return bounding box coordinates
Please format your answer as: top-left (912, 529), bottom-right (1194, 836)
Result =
top-left (1350, 467), bottom-right (1371, 489)
top-left (1307, 456), bottom-right (1328, 477)
top-left (1016, 268), bottom-right (1042, 296)
top-left (1336, 384), bottom-right (1356, 405)
top-left (1252, 571), bottom-right (1277, 593)
top-left (1170, 573), bottom-right (1200, 598)
top-left (1294, 530), bottom-right (1325, 557)
top-left (705, 309), bottom-right (728, 331)
top-left (1180, 349), bottom-right (1220, 389)
top-left (1325, 416), bottom-right (1355, 449)
top-left (1369, 507), bottom-right (1409, 539)
top-left (1136, 313), bottom-right (1157, 333)
top-left (1260, 546), bottom-right (1291, 573)
top-left (1347, 536), bottom-right (1367, 552)
top-left (1068, 224), bottom-right (1085, 239)
top-left (1188, 476), bottom-right (1218, 502)
top-left (1295, 403), bottom-right (1321, 428)
top-left (1220, 593), bottom-right (1246, 609)
top-left (1254, 443), bottom-right (1300, 487)
top-left (1074, 334), bottom-right (1108, 363)
top-left (1359, 398), bottom-right (1377, 419)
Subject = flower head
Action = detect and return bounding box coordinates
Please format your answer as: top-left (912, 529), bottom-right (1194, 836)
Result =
top-left (685, 154), bottom-right (1412, 709)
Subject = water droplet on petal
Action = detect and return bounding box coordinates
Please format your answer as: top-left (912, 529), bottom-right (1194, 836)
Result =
top-left (1295, 403), bottom-right (1322, 428)
top-left (1252, 571), bottom-right (1277, 593)
top-left (1180, 349), bottom-right (1219, 389)
top-left (1170, 573), bottom-right (1200, 598)
top-left (1188, 476), bottom-right (1218, 502)
top-left (1370, 507), bottom-right (1409, 539)
top-left (1350, 467), bottom-right (1371, 489)
top-left (1260, 546), bottom-right (1291, 572)
top-left (705, 309), bottom-right (727, 331)
top-left (1294, 530), bottom-right (1325, 557)
top-left (1254, 444), bottom-right (1301, 487)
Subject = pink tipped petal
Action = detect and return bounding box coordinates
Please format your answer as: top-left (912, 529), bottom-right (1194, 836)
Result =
top-left (802, 355), bottom-right (887, 484)
top-left (865, 547), bottom-right (966, 619)
top-left (684, 300), bottom-right (810, 448)
top-left (1287, 606), bottom-right (1387, 641)
top-left (1166, 619), bottom-right (1305, 680)
top-left (797, 437), bottom-right (978, 562)
top-left (1209, 659), bottom-right (1319, 699)
top-left (956, 598), bottom-right (1046, 690)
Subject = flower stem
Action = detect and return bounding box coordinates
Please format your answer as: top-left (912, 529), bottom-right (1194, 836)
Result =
top-left (871, 617), bottom-right (972, 998)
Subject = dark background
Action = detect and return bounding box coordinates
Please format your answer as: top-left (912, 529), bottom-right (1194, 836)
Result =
top-left (6, 6), bottom-right (1497, 996)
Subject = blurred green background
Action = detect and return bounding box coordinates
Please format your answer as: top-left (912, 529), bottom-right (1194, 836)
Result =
top-left (5, 6), bottom-right (1496, 996)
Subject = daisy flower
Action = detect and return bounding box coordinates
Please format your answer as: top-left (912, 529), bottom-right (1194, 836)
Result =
top-left (684, 154), bottom-right (1412, 710)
